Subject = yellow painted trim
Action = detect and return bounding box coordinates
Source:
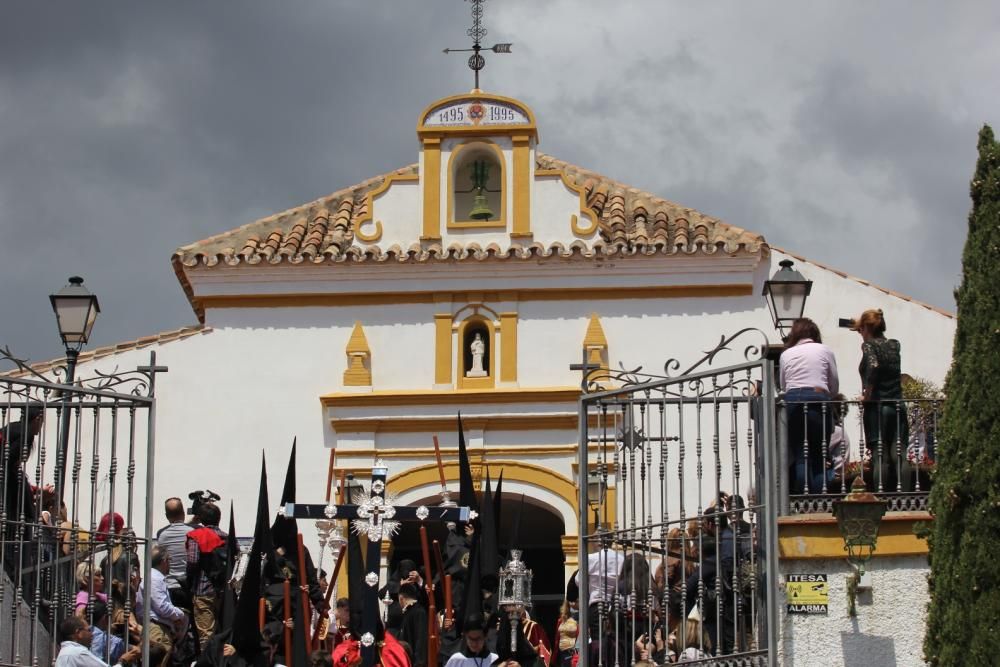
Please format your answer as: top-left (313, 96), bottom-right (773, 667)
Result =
top-left (421, 138), bottom-right (442, 240)
top-left (417, 92), bottom-right (539, 140)
top-left (536, 169), bottom-right (600, 236)
top-left (342, 321), bottom-right (372, 386)
top-left (386, 461), bottom-right (576, 515)
top-left (345, 321), bottom-right (371, 354)
top-left (561, 535), bottom-right (579, 567)
top-left (456, 315), bottom-right (496, 389)
top-left (353, 173), bottom-right (418, 243)
top-left (583, 313), bottom-right (608, 348)
top-left (777, 512), bottom-right (931, 559)
top-left (336, 442), bottom-right (616, 460)
top-left (321, 386), bottom-right (579, 408)
top-left (199, 284), bottom-right (754, 311)
top-left (447, 140), bottom-right (507, 230)
top-left (331, 414), bottom-right (580, 433)
top-left (434, 313), bottom-right (452, 385)
top-left (511, 134), bottom-right (531, 237)
top-left (499, 311), bottom-right (517, 383)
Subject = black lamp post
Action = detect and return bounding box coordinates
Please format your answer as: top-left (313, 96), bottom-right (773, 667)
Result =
top-left (762, 259), bottom-right (812, 340)
top-left (586, 469), bottom-right (606, 532)
top-left (49, 276), bottom-right (101, 384)
top-left (49, 276), bottom-right (100, 502)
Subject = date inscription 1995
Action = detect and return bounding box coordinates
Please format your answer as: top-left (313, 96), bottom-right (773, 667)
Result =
top-left (426, 101), bottom-right (529, 127)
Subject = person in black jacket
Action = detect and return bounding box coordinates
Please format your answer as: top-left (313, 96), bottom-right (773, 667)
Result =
top-left (398, 583), bottom-right (429, 667)
top-left (2, 406), bottom-right (45, 581)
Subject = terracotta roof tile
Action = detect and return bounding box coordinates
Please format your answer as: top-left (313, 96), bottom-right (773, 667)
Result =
top-left (171, 155), bottom-right (766, 321)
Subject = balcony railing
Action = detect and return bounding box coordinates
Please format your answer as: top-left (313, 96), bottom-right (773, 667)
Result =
top-left (776, 397), bottom-right (941, 514)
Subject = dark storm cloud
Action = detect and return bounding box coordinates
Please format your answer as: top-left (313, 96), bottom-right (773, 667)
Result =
top-left (1, 1), bottom-right (995, 369)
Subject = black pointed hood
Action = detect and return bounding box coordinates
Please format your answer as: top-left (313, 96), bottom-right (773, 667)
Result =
top-left (457, 414), bottom-right (478, 515)
top-left (271, 438), bottom-right (299, 560)
top-left (231, 454), bottom-right (269, 664)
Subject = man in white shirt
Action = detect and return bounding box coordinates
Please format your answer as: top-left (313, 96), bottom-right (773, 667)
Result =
top-left (135, 545), bottom-right (188, 657)
top-left (444, 615), bottom-right (497, 667)
top-left (55, 615), bottom-right (140, 666)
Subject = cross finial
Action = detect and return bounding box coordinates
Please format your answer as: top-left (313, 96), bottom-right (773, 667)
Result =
top-left (443, 0), bottom-right (512, 90)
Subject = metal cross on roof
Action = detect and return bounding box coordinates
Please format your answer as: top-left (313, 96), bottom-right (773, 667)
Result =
top-left (443, 0), bottom-right (512, 90)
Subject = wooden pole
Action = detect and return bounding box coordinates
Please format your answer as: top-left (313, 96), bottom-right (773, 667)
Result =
top-left (420, 526), bottom-right (439, 667)
top-left (258, 598), bottom-right (266, 631)
top-left (297, 533), bottom-right (313, 649)
top-left (313, 544), bottom-right (347, 651)
top-left (325, 449), bottom-right (336, 502)
top-left (283, 579), bottom-right (293, 667)
top-left (444, 574), bottom-right (453, 625)
top-left (432, 436), bottom-right (447, 490)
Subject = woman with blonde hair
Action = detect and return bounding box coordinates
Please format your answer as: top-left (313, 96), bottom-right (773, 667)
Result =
top-left (74, 561), bottom-right (107, 617)
top-left (850, 309), bottom-right (909, 491)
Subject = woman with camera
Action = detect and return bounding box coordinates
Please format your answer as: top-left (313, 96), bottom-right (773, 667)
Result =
top-left (850, 309), bottom-right (909, 492)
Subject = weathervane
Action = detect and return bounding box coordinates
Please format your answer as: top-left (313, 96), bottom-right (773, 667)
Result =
top-left (443, 0), bottom-right (512, 90)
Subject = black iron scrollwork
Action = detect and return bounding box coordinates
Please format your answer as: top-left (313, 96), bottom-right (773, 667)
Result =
top-left (664, 327), bottom-right (771, 378)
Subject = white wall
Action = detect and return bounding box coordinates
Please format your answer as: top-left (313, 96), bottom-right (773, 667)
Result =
top-left (779, 556), bottom-right (930, 667)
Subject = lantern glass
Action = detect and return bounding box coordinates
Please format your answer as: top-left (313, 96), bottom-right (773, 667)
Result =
top-left (586, 470), bottom-right (604, 508)
top-left (762, 260), bottom-right (811, 337)
top-left (498, 549), bottom-right (532, 608)
top-left (49, 276), bottom-right (100, 349)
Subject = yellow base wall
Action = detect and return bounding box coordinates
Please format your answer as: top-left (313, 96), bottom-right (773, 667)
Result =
top-left (778, 511), bottom-right (931, 560)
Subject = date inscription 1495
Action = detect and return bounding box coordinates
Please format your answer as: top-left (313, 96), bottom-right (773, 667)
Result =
top-left (425, 100), bottom-right (530, 128)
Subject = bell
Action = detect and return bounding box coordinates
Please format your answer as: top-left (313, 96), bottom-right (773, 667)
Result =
top-left (469, 193), bottom-right (494, 221)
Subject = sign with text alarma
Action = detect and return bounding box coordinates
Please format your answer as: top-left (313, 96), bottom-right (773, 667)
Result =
top-left (786, 574), bottom-right (829, 614)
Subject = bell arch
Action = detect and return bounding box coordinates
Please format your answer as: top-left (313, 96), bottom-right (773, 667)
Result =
top-left (447, 140), bottom-right (506, 229)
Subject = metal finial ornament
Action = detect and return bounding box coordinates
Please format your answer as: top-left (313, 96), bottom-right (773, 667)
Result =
top-left (443, 0), bottom-right (513, 90)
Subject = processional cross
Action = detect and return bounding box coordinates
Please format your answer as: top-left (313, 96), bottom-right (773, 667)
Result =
top-left (284, 460), bottom-right (471, 667)
top-left (443, 0), bottom-right (512, 90)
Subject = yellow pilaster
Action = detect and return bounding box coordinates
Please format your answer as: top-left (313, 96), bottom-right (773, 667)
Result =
top-left (434, 313), bottom-right (452, 385)
top-left (422, 138), bottom-right (442, 240)
top-left (583, 313), bottom-right (609, 381)
top-left (561, 535), bottom-right (579, 571)
top-left (499, 311), bottom-right (518, 383)
top-left (511, 134), bottom-right (532, 238)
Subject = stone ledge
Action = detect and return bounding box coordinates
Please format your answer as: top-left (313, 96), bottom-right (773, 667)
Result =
top-left (778, 511), bottom-right (931, 560)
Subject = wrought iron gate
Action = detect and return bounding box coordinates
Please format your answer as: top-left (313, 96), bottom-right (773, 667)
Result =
top-left (0, 352), bottom-right (163, 666)
top-left (576, 356), bottom-right (779, 667)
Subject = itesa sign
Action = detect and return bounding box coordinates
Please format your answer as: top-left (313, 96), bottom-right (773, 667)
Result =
top-left (786, 574), bottom-right (829, 614)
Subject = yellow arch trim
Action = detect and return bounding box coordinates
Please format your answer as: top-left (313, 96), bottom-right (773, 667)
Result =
top-left (386, 460), bottom-right (578, 516)
top-left (417, 92), bottom-right (539, 138)
top-left (354, 173), bottom-right (419, 243)
top-left (447, 140), bottom-right (507, 230)
top-left (535, 169), bottom-right (599, 236)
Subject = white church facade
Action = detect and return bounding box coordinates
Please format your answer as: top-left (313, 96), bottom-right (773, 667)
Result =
top-left (24, 90), bottom-right (955, 617)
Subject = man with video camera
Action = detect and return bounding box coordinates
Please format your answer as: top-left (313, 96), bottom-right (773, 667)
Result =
top-left (184, 494), bottom-right (227, 652)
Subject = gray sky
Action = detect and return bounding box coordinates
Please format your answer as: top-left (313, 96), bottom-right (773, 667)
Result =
top-left (1, 1), bottom-right (996, 368)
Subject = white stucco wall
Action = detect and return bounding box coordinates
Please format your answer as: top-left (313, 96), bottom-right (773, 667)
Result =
top-left (21, 243), bottom-right (954, 583)
top-left (779, 556), bottom-right (930, 667)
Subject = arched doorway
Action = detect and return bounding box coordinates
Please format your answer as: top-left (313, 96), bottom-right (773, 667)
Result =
top-left (389, 491), bottom-right (566, 643)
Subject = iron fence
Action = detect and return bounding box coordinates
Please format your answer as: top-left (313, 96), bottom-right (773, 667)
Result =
top-left (0, 352), bottom-right (162, 666)
top-left (777, 397), bottom-right (941, 514)
top-left (576, 358), bottom-right (779, 667)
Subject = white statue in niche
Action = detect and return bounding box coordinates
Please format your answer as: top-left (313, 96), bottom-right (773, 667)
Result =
top-left (467, 332), bottom-right (488, 377)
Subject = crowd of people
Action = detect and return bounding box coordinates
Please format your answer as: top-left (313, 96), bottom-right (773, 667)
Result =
top-left (780, 309), bottom-right (927, 495)
top-left (1, 307), bottom-right (929, 666)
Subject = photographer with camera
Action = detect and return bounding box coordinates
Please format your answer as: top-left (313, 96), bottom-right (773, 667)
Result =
top-left (185, 498), bottom-right (228, 652)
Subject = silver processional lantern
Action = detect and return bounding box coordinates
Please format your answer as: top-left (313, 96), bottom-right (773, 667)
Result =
top-left (498, 549), bottom-right (533, 651)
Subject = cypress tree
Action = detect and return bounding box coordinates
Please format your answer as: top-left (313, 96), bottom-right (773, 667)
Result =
top-left (924, 125), bottom-right (1000, 665)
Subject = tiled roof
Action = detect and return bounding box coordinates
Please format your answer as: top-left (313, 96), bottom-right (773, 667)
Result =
top-left (170, 154), bottom-right (766, 321)
top-left (1, 325), bottom-right (211, 378)
top-left (173, 154), bottom-right (764, 266)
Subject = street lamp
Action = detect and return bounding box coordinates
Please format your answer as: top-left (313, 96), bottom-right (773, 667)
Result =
top-left (49, 276), bottom-right (101, 383)
top-left (586, 469), bottom-right (606, 532)
top-left (832, 477), bottom-right (887, 615)
top-left (762, 259), bottom-right (811, 340)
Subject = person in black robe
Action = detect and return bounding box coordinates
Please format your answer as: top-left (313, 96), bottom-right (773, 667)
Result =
top-left (398, 583), bottom-right (429, 667)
